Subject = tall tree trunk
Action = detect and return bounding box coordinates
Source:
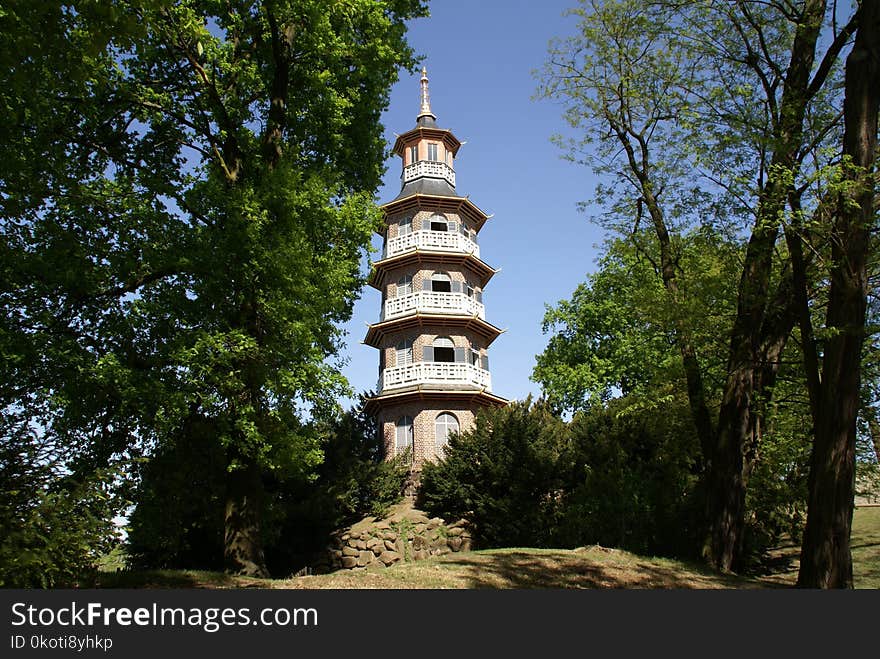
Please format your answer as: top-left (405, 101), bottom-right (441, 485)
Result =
top-left (609, 121), bottom-right (716, 464)
top-left (224, 456), bottom-right (269, 577)
top-left (705, 0), bottom-right (827, 572)
top-left (798, 0), bottom-right (880, 589)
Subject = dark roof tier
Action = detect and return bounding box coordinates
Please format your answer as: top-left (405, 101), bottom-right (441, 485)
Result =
top-left (369, 250), bottom-right (497, 290)
top-left (380, 193), bottom-right (491, 233)
top-left (363, 313), bottom-right (504, 348)
top-left (392, 126), bottom-right (461, 158)
top-left (364, 388), bottom-right (508, 416)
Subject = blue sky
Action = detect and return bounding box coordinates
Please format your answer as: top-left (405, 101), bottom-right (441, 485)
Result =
top-left (338, 0), bottom-right (606, 407)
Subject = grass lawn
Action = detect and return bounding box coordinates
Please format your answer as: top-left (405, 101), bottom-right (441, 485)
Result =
top-left (96, 506), bottom-right (880, 589)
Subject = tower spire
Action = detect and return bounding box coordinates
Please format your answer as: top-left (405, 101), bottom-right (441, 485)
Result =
top-left (417, 66), bottom-right (436, 122)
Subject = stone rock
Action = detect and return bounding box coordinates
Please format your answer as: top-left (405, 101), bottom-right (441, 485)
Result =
top-left (412, 549), bottom-right (427, 561)
top-left (428, 518), bottom-right (443, 529)
top-left (342, 546), bottom-right (359, 557)
top-left (412, 536), bottom-right (426, 550)
top-left (367, 537), bottom-right (383, 550)
top-left (357, 551), bottom-right (373, 567)
top-left (379, 551), bottom-right (401, 565)
top-left (447, 526), bottom-right (464, 537)
top-left (459, 537), bottom-right (473, 552)
top-left (355, 539), bottom-right (367, 550)
top-left (448, 537), bottom-right (463, 551)
top-left (341, 556), bottom-right (358, 568)
top-left (384, 539), bottom-right (397, 551)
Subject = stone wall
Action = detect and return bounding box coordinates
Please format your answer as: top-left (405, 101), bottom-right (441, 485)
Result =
top-left (319, 504), bottom-right (473, 572)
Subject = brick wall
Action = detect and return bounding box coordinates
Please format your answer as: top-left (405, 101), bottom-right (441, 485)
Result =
top-left (378, 400), bottom-right (478, 466)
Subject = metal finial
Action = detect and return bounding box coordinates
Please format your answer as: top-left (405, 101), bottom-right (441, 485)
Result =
top-left (418, 66), bottom-right (435, 119)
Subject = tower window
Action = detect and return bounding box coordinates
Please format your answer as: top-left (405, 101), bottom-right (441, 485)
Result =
top-left (435, 412), bottom-right (459, 454)
top-left (430, 272), bottom-right (451, 293)
top-left (429, 213), bottom-right (448, 232)
top-left (398, 216), bottom-right (412, 236)
top-left (395, 416), bottom-right (414, 455)
top-left (409, 145), bottom-right (418, 164)
top-left (397, 274), bottom-right (412, 297)
top-left (427, 143), bottom-right (438, 161)
top-left (396, 337), bottom-right (413, 366)
top-left (432, 336), bottom-right (455, 363)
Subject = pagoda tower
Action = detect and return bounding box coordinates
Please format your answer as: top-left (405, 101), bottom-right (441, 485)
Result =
top-left (364, 68), bottom-right (507, 469)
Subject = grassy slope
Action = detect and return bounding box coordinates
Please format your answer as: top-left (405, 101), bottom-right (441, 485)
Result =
top-left (97, 506), bottom-right (880, 590)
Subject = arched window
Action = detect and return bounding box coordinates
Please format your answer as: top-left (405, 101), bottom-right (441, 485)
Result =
top-left (430, 271), bottom-right (451, 293)
top-left (435, 412), bottom-right (459, 454)
top-left (397, 274), bottom-right (413, 297)
top-left (432, 336), bottom-right (455, 363)
top-left (428, 213), bottom-right (448, 232)
top-left (398, 216), bottom-right (412, 236)
top-left (395, 416), bottom-right (413, 456)
top-left (396, 337), bottom-right (413, 366)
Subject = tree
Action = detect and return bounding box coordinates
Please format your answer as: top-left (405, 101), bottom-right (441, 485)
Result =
top-left (797, 0), bottom-right (880, 588)
top-left (538, 0), bottom-right (855, 571)
top-left (1, 0), bottom-right (426, 577)
top-left (0, 417), bottom-right (124, 587)
top-left (127, 402), bottom-right (408, 574)
top-left (534, 234), bottom-right (812, 565)
top-left (418, 399), bottom-right (568, 548)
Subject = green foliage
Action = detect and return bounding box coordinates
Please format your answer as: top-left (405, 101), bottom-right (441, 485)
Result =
top-left (418, 399), bottom-right (568, 549)
top-left (127, 404), bottom-right (408, 574)
top-left (534, 231), bottom-right (739, 415)
top-left (1, 0), bottom-right (427, 575)
top-left (418, 397), bottom-right (702, 556)
top-left (557, 398), bottom-right (702, 557)
top-left (0, 423), bottom-right (124, 587)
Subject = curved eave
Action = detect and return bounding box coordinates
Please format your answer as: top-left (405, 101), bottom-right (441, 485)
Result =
top-left (364, 388), bottom-right (508, 415)
top-left (392, 127), bottom-right (462, 156)
top-left (380, 194), bottom-right (491, 233)
top-left (363, 313), bottom-right (504, 348)
top-left (369, 250), bottom-right (497, 289)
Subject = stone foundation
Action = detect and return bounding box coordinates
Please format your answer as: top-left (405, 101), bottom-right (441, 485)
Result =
top-left (318, 502), bottom-right (473, 572)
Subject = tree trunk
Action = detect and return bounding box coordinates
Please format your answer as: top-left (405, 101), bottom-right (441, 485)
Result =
top-left (703, 0), bottom-right (828, 573)
top-left (798, 0), bottom-right (879, 589)
top-left (224, 457), bottom-right (270, 577)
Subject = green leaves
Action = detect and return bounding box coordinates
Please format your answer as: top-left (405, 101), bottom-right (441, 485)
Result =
top-left (533, 231), bottom-right (739, 414)
top-left (2, 0), bottom-right (427, 576)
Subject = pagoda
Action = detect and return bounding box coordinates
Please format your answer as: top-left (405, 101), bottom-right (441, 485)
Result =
top-left (364, 68), bottom-right (507, 470)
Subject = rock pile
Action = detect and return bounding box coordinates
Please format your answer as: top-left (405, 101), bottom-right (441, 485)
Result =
top-left (321, 503), bottom-right (473, 572)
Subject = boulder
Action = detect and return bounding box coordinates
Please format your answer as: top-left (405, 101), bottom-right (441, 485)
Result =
top-left (379, 551), bottom-right (401, 565)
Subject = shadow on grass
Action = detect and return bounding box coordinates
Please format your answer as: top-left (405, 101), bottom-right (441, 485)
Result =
top-left (443, 550), bottom-right (763, 589)
top-left (95, 569), bottom-right (268, 589)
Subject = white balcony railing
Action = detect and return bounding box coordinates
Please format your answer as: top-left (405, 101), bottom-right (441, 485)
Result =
top-left (384, 229), bottom-right (480, 259)
top-left (402, 160), bottom-right (456, 187)
top-left (380, 361), bottom-right (492, 393)
top-left (382, 290), bottom-right (485, 321)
